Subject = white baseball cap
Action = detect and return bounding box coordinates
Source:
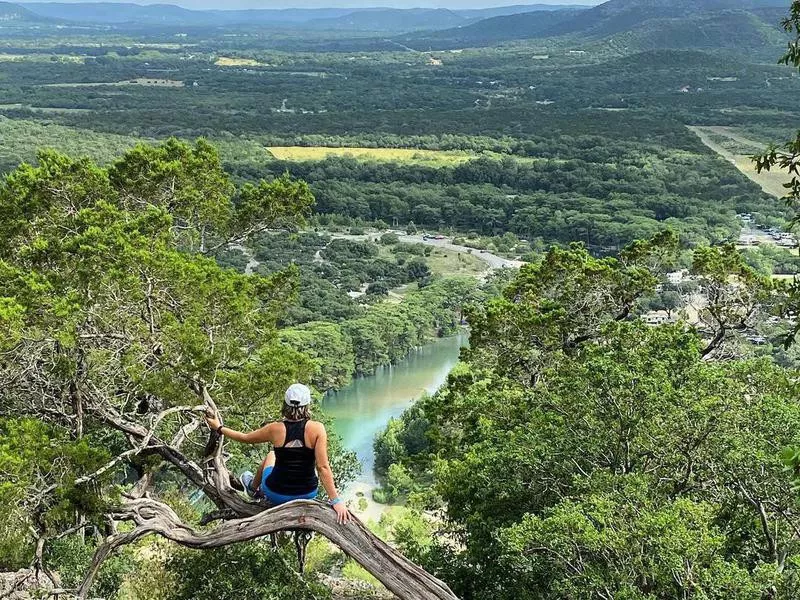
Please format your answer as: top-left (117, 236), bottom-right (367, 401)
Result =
top-left (285, 383), bottom-right (312, 407)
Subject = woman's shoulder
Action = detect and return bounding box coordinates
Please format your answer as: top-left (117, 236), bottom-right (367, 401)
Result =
top-left (306, 420), bottom-right (326, 433)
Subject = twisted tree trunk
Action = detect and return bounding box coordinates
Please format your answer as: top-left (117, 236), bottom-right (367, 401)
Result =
top-left (78, 498), bottom-right (458, 600)
top-left (76, 387), bottom-right (459, 600)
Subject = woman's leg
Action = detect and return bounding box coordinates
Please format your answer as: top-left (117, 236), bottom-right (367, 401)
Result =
top-left (253, 451), bottom-right (276, 493)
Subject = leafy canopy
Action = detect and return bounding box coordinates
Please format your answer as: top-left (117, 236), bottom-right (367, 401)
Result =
top-left (0, 139), bottom-right (335, 578)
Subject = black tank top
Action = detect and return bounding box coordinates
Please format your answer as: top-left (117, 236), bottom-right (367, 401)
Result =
top-left (264, 420), bottom-right (318, 495)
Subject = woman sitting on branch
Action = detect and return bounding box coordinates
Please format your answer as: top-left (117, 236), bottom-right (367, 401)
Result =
top-left (204, 383), bottom-right (350, 524)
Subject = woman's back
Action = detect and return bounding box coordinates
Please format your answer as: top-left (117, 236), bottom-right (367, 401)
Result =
top-left (265, 419), bottom-right (318, 495)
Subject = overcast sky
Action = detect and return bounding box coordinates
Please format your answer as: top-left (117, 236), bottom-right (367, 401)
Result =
top-left (21, 0), bottom-right (602, 10)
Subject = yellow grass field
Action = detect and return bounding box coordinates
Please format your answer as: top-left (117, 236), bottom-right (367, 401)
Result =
top-left (266, 146), bottom-right (476, 165)
top-left (215, 56), bottom-right (269, 67)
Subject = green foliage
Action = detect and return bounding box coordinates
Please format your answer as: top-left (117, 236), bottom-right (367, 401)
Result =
top-left (379, 238), bottom-right (800, 599)
top-left (498, 475), bottom-right (774, 600)
top-left (162, 542), bottom-right (330, 600)
top-left (380, 464), bottom-right (415, 504)
top-left (366, 281), bottom-right (389, 296)
top-left (379, 232), bottom-right (400, 245)
top-left (374, 403), bottom-right (431, 478)
top-left (0, 140), bottom-right (332, 590)
top-left (297, 153), bottom-right (768, 249)
top-left (48, 534), bottom-right (139, 598)
top-left (280, 321), bottom-right (355, 391)
top-left (343, 277), bottom-right (479, 376)
top-left (379, 508), bottom-right (435, 562)
top-left (405, 257), bottom-right (431, 282)
top-left (0, 418), bottom-right (112, 569)
top-left (742, 244), bottom-right (800, 276)
top-left (466, 235), bottom-right (674, 382)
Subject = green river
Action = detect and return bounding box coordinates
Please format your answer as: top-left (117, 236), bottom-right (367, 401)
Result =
top-left (324, 333), bottom-right (468, 484)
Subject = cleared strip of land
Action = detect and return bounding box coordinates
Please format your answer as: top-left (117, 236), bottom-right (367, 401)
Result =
top-left (688, 125), bottom-right (791, 198)
top-left (266, 146), bottom-right (476, 165)
top-left (0, 53), bottom-right (84, 63)
top-left (0, 104), bottom-right (91, 114)
top-left (42, 79), bottom-right (184, 88)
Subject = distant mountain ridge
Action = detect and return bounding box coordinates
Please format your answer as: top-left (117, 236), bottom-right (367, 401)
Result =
top-left (0, 0), bottom-right (48, 22)
top-left (18, 1), bottom-right (592, 29)
top-left (543, 0), bottom-right (789, 37)
top-left (305, 8), bottom-right (468, 32)
top-left (19, 2), bottom-right (358, 25)
top-left (12, 0), bottom-right (792, 47)
top-left (405, 0), bottom-right (789, 50)
top-left (399, 8), bottom-right (583, 49)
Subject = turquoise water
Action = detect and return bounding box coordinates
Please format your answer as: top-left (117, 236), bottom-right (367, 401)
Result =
top-left (324, 334), bottom-right (467, 484)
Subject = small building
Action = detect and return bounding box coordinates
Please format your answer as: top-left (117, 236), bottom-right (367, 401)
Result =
top-left (666, 271), bottom-right (687, 285)
top-left (643, 311), bottom-right (674, 326)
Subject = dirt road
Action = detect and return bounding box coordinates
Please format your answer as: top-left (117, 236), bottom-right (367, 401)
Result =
top-left (688, 125), bottom-right (790, 198)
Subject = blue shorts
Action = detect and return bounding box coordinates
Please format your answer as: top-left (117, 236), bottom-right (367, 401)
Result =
top-left (260, 466), bottom-right (317, 505)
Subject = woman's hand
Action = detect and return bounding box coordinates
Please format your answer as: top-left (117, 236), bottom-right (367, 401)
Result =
top-left (204, 411), bottom-right (221, 431)
top-left (332, 501), bottom-right (350, 525)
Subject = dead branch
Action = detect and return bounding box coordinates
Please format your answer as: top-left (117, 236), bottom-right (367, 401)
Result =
top-left (78, 498), bottom-right (458, 600)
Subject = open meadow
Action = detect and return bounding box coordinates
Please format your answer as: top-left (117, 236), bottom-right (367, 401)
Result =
top-left (267, 146), bottom-right (477, 165)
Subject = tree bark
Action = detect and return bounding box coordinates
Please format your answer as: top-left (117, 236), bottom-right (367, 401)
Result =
top-left (78, 498), bottom-right (458, 600)
top-left (84, 390), bottom-right (458, 599)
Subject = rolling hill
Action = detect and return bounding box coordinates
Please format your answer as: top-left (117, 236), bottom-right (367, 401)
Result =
top-left (0, 1), bottom-right (49, 22)
top-left (20, 3), bottom-right (362, 25)
top-left (455, 4), bottom-right (594, 19)
top-left (18, 2), bottom-right (591, 30)
top-left (543, 0), bottom-right (789, 38)
top-left (305, 8), bottom-right (470, 32)
top-left (609, 9), bottom-right (789, 52)
top-left (402, 0), bottom-right (789, 50)
top-left (399, 8), bottom-right (584, 49)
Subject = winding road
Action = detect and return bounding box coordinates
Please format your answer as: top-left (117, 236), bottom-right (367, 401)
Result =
top-left (231, 232), bottom-right (525, 278)
top-left (327, 232), bottom-right (524, 270)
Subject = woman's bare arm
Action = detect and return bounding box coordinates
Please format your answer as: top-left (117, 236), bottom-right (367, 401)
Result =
top-left (313, 424), bottom-right (339, 499)
top-left (205, 414), bottom-right (275, 445)
top-left (314, 423), bottom-right (350, 524)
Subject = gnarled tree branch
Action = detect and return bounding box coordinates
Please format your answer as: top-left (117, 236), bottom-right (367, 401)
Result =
top-left (79, 498), bottom-right (458, 600)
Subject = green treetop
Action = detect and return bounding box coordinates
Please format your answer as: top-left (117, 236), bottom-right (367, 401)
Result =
top-left (0, 139), bottom-right (357, 592)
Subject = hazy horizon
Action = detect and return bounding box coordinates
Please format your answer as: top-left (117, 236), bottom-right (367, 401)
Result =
top-left (19, 0), bottom-right (601, 11)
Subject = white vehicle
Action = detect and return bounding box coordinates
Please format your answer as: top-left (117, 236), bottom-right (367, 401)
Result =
top-left (738, 235), bottom-right (757, 246)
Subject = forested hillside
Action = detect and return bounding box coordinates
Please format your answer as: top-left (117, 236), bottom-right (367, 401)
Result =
top-left (375, 239), bottom-right (800, 598)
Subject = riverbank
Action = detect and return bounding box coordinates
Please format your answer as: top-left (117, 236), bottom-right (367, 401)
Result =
top-left (325, 333), bottom-right (467, 487)
top-left (344, 481), bottom-right (390, 522)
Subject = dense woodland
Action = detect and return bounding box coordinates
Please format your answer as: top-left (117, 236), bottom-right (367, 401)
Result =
top-left (3, 0), bottom-right (800, 598)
